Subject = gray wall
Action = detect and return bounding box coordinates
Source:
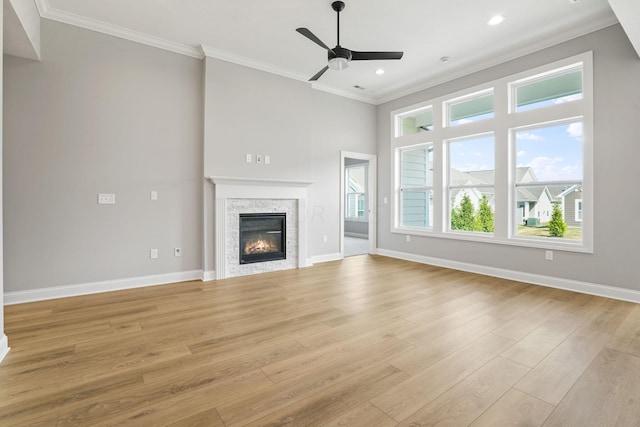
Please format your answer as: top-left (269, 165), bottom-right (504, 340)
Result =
top-left (1, 0), bottom-right (6, 354)
top-left (202, 57), bottom-right (377, 271)
top-left (3, 20), bottom-right (203, 292)
top-left (377, 24), bottom-right (640, 291)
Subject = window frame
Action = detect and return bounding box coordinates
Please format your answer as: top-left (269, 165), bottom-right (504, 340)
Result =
top-left (390, 51), bottom-right (593, 253)
top-left (397, 143), bottom-right (434, 230)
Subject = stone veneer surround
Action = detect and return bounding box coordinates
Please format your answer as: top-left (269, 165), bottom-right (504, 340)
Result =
top-left (208, 177), bottom-right (312, 279)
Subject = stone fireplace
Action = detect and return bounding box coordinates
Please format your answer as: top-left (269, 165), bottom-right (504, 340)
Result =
top-left (208, 177), bottom-right (312, 279)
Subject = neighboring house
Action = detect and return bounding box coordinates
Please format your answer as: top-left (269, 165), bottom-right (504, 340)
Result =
top-left (450, 166), bottom-right (568, 225)
top-left (558, 185), bottom-right (583, 227)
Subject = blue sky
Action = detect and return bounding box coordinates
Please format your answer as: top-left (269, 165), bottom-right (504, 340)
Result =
top-left (449, 121), bottom-right (583, 182)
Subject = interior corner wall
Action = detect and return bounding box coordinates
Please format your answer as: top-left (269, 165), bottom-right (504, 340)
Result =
top-left (1, 0), bottom-right (8, 362)
top-left (3, 19), bottom-right (203, 294)
top-left (202, 57), bottom-right (377, 269)
top-left (376, 24), bottom-right (640, 292)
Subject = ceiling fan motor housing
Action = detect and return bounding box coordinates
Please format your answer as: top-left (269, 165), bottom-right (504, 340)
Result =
top-left (329, 46), bottom-right (352, 61)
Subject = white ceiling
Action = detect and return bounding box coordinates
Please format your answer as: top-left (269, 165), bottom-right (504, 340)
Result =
top-left (34, 0), bottom-right (627, 104)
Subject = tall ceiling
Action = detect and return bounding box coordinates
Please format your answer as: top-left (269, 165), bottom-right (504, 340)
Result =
top-left (33, 0), bottom-right (630, 104)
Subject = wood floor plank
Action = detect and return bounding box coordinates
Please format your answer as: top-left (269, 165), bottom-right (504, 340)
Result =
top-left (389, 315), bottom-right (506, 375)
top-left (397, 357), bottom-right (530, 427)
top-left (1, 255), bottom-right (638, 427)
top-left (217, 337), bottom-right (412, 427)
top-left (321, 402), bottom-right (397, 427)
top-left (371, 333), bottom-right (515, 422)
top-left (543, 347), bottom-right (640, 427)
top-left (470, 388), bottom-right (555, 427)
top-left (501, 309), bottom-right (587, 368)
top-left (245, 363), bottom-right (409, 427)
top-left (607, 303), bottom-right (640, 357)
top-left (165, 408), bottom-right (226, 427)
top-left (514, 324), bottom-right (611, 405)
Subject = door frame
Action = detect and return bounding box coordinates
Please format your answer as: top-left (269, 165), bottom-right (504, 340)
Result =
top-left (340, 151), bottom-right (377, 257)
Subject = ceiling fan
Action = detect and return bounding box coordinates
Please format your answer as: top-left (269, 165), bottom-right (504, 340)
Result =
top-left (296, 1), bottom-right (404, 81)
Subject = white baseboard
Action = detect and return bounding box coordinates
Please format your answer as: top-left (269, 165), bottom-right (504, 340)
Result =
top-left (377, 248), bottom-right (640, 304)
top-left (3, 270), bottom-right (204, 305)
top-left (202, 270), bottom-right (216, 281)
top-left (0, 335), bottom-right (9, 363)
top-left (309, 252), bottom-right (343, 265)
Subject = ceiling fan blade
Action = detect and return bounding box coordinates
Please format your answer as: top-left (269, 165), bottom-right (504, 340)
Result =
top-left (351, 51), bottom-right (404, 61)
top-left (309, 66), bottom-right (330, 81)
top-left (296, 28), bottom-right (334, 53)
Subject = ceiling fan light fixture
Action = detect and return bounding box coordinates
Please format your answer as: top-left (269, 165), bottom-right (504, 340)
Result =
top-left (328, 56), bottom-right (349, 70)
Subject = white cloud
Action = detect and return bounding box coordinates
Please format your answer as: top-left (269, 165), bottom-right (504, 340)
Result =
top-left (517, 150), bottom-right (525, 157)
top-left (553, 94), bottom-right (582, 104)
top-left (517, 132), bottom-right (543, 141)
top-left (525, 156), bottom-right (581, 181)
top-left (566, 122), bottom-right (583, 139)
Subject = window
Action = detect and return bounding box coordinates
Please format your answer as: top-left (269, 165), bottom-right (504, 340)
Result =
top-left (391, 52), bottom-right (592, 252)
top-left (575, 199), bottom-right (583, 222)
top-left (445, 89), bottom-right (494, 127)
top-left (447, 134), bottom-right (495, 233)
top-left (346, 165), bottom-right (367, 220)
top-left (399, 145), bottom-right (433, 229)
top-left (511, 65), bottom-right (582, 112)
top-left (396, 106), bottom-right (433, 137)
top-left (513, 120), bottom-right (583, 241)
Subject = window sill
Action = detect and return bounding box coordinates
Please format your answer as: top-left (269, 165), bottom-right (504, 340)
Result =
top-left (392, 227), bottom-right (592, 254)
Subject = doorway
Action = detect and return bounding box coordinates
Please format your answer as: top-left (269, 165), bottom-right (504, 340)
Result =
top-left (340, 151), bottom-right (377, 257)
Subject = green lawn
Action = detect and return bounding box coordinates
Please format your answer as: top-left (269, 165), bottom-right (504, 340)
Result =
top-left (517, 224), bottom-right (582, 240)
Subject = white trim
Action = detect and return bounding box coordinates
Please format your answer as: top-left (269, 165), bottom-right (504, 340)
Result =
top-left (207, 177), bottom-right (312, 279)
top-left (202, 270), bottom-right (216, 282)
top-left (0, 335), bottom-right (9, 364)
top-left (3, 270), bottom-right (203, 305)
top-left (376, 19), bottom-right (617, 105)
top-left (377, 248), bottom-right (640, 304)
top-left (340, 152), bottom-right (377, 259)
top-left (37, 2), bottom-right (202, 58)
top-left (309, 253), bottom-right (343, 265)
top-left (344, 232), bottom-right (369, 239)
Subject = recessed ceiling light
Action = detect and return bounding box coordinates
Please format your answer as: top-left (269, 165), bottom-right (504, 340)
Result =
top-left (440, 56), bottom-right (450, 63)
top-left (376, 69), bottom-right (385, 75)
top-left (487, 14), bottom-right (505, 26)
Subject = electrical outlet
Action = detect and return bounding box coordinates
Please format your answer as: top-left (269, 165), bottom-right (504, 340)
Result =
top-left (322, 235), bottom-right (328, 243)
top-left (174, 248), bottom-right (181, 257)
top-left (406, 235), bottom-right (411, 242)
top-left (245, 153), bottom-right (252, 163)
top-left (150, 249), bottom-right (158, 259)
top-left (151, 191), bottom-right (158, 200)
top-left (98, 193), bottom-right (116, 204)
top-left (545, 250), bottom-right (553, 261)
top-left (265, 155), bottom-right (270, 164)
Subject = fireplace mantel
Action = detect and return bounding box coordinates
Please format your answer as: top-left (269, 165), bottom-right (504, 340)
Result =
top-left (207, 176), bottom-right (314, 188)
top-left (207, 176), bottom-right (312, 279)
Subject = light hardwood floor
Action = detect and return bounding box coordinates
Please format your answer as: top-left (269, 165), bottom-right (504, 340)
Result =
top-left (1, 255), bottom-right (640, 426)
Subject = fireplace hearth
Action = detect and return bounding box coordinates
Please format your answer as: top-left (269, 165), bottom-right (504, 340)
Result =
top-left (239, 213), bottom-right (286, 264)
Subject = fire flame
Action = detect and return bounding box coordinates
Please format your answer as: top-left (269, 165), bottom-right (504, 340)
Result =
top-left (244, 236), bottom-right (278, 254)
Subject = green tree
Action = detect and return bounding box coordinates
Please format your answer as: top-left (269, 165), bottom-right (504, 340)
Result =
top-left (475, 195), bottom-right (495, 232)
top-left (451, 193), bottom-right (475, 231)
top-left (548, 203), bottom-right (567, 237)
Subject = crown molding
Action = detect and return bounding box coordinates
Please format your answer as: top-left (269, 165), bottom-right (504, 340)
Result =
top-left (35, 0), bottom-right (202, 58)
top-left (376, 15), bottom-right (619, 105)
top-left (34, 1), bottom-right (618, 106)
top-left (200, 44), bottom-right (377, 105)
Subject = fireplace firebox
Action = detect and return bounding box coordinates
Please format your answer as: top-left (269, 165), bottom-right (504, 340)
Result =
top-left (239, 213), bottom-right (286, 264)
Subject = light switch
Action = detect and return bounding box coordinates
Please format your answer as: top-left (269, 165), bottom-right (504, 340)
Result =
top-left (151, 191), bottom-right (158, 200)
top-left (265, 155), bottom-right (271, 164)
